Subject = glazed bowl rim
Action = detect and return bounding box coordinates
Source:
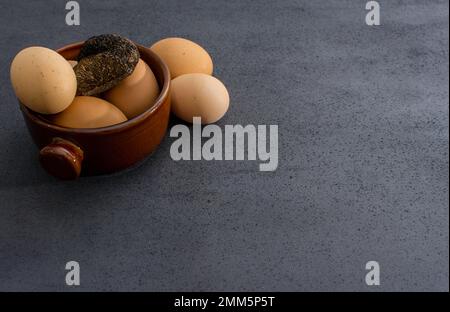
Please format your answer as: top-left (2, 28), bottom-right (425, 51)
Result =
top-left (19, 41), bottom-right (171, 135)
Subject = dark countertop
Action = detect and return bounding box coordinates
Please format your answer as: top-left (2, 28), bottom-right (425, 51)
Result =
top-left (0, 0), bottom-right (448, 291)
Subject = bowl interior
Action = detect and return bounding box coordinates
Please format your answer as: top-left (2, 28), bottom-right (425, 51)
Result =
top-left (20, 42), bottom-right (170, 134)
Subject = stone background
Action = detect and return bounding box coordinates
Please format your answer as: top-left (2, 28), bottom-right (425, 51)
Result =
top-left (0, 0), bottom-right (448, 291)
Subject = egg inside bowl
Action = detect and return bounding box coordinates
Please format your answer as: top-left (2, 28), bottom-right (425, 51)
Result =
top-left (19, 42), bottom-right (171, 179)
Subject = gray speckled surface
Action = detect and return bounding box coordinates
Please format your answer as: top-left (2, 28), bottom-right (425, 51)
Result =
top-left (0, 0), bottom-right (448, 291)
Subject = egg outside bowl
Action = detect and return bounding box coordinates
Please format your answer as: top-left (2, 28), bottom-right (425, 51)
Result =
top-left (19, 42), bottom-right (171, 180)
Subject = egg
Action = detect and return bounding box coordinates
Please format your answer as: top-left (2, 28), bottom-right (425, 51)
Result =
top-left (170, 73), bottom-right (229, 124)
top-left (10, 46), bottom-right (77, 114)
top-left (103, 59), bottom-right (160, 119)
top-left (68, 60), bottom-right (78, 68)
top-left (150, 37), bottom-right (213, 79)
top-left (52, 96), bottom-right (127, 128)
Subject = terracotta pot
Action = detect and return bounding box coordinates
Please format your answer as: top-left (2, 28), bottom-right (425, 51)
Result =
top-left (19, 42), bottom-right (171, 180)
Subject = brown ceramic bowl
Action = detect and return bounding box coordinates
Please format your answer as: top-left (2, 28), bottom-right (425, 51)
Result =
top-left (19, 42), bottom-right (171, 180)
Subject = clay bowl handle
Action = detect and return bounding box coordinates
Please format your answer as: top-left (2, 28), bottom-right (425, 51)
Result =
top-left (39, 138), bottom-right (84, 180)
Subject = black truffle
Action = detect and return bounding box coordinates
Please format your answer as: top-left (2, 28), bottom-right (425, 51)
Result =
top-left (74, 34), bottom-right (140, 96)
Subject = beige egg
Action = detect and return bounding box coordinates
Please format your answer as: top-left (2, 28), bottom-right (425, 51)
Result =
top-left (10, 46), bottom-right (77, 114)
top-left (171, 73), bottom-right (229, 124)
top-left (150, 37), bottom-right (213, 79)
top-left (103, 59), bottom-right (160, 119)
top-left (52, 96), bottom-right (127, 128)
top-left (68, 60), bottom-right (78, 68)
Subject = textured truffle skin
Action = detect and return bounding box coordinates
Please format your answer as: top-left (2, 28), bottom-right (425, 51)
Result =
top-left (75, 34), bottom-right (140, 96)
